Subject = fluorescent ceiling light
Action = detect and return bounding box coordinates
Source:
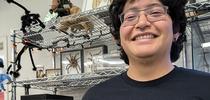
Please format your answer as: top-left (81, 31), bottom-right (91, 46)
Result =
top-left (201, 42), bottom-right (210, 48)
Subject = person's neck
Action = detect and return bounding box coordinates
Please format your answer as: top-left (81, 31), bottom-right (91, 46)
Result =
top-left (127, 57), bottom-right (174, 82)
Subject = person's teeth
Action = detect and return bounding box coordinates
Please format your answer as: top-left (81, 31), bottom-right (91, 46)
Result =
top-left (135, 34), bottom-right (154, 40)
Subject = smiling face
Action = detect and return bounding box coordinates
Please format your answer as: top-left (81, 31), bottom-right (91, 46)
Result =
top-left (119, 0), bottom-right (174, 64)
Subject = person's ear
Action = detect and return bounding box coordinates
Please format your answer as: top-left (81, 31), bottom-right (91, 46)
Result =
top-left (172, 22), bottom-right (180, 41)
top-left (173, 32), bottom-right (180, 42)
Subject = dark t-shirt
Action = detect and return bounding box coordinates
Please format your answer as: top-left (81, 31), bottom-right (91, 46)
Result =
top-left (82, 66), bottom-right (210, 100)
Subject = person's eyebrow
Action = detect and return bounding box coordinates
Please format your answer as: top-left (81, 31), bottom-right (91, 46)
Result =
top-left (124, 3), bottom-right (163, 12)
top-left (145, 3), bottom-right (164, 8)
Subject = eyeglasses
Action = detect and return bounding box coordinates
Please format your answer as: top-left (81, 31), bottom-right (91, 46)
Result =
top-left (119, 5), bottom-right (168, 27)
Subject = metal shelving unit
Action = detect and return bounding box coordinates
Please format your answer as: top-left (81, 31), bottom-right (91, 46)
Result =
top-left (185, 1), bottom-right (210, 71)
top-left (14, 5), bottom-right (126, 94)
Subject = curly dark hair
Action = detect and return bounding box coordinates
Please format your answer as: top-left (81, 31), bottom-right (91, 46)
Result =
top-left (109, 0), bottom-right (188, 64)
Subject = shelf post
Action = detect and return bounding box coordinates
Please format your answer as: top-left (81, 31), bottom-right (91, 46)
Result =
top-left (11, 31), bottom-right (17, 100)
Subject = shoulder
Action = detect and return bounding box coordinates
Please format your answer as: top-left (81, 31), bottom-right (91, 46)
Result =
top-left (82, 73), bottom-right (124, 100)
top-left (176, 67), bottom-right (210, 75)
top-left (88, 73), bottom-right (124, 90)
top-left (175, 66), bottom-right (210, 80)
top-left (174, 67), bottom-right (210, 95)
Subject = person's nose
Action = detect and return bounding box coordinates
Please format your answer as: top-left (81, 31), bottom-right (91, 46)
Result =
top-left (134, 14), bottom-right (151, 30)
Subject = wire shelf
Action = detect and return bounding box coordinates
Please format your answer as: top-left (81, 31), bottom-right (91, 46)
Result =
top-left (16, 68), bottom-right (126, 91)
top-left (15, 6), bottom-right (111, 49)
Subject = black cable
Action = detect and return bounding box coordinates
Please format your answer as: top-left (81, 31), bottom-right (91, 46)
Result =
top-left (6, 0), bottom-right (30, 14)
top-left (6, 45), bottom-right (38, 78)
top-left (7, 45), bottom-right (28, 78)
top-left (12, 57), bottom-right (22, 78)
top-left (29, 48), bottom-right (37, 71)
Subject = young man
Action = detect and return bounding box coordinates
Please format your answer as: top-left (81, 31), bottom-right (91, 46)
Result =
top-left (82, 0), bottom-right (210, 100)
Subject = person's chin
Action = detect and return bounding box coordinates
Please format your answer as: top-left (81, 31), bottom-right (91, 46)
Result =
top-left (133, 50), bottom-right (157, 58)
